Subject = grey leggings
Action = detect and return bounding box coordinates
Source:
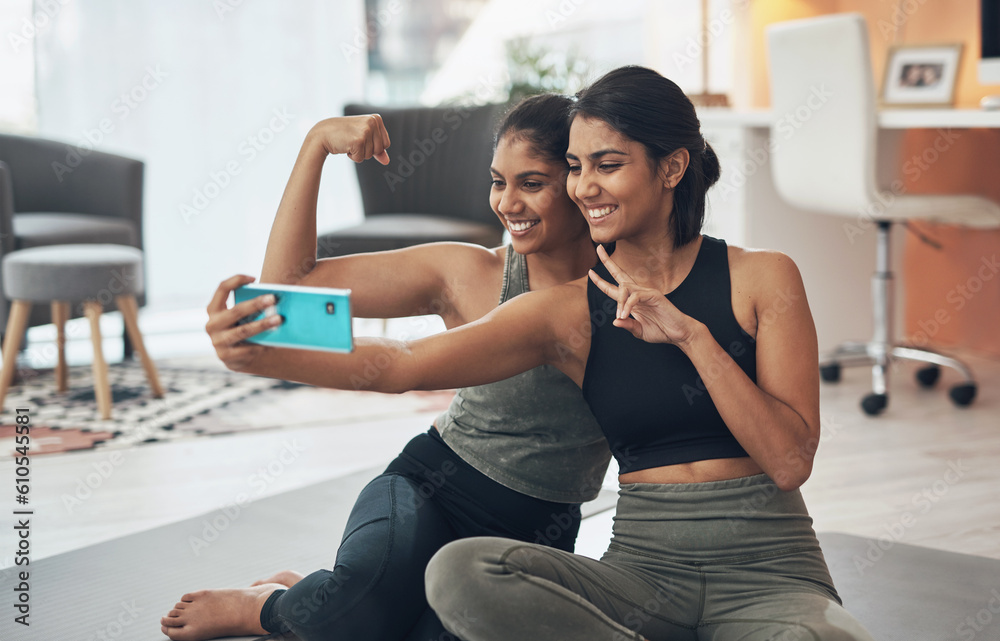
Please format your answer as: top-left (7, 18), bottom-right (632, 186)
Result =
top-left (426, 474), bottom-right (875, 641)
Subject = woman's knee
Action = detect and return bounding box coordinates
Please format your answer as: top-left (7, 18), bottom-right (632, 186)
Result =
top-left (426, 538), bottom-right (494, 607)
top-left (425, 537), bottom-right (519, 631)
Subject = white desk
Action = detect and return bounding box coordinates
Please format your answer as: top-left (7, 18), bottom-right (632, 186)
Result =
top-left (697, 108), bottom-right (1000, 353)
top-left (699, 108), bottom-right (1000, 129)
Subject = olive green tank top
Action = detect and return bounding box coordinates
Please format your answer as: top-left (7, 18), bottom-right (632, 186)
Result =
top-left (436, 247), bottom-right (611, 503)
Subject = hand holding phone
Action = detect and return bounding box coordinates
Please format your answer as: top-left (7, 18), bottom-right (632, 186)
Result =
top-left (234, 282), bottom-right (353, 353)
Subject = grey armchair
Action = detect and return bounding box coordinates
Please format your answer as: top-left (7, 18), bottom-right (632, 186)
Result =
top-left (0, 134), bottom-right (145, 359)
top-left (316, 103), bottom-right (506, 259)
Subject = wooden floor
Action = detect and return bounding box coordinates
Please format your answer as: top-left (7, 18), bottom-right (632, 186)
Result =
top-left (802, 353), bottom-right (1000, 560)
top-left (1, 307), bottom-right (998, 571)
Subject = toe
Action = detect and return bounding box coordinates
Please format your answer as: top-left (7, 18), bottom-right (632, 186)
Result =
top-left (163, 623), bottom-right (182, 638)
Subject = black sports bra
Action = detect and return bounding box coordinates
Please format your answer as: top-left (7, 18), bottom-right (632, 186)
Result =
top-left (582, 236), bottom-right (757, 474)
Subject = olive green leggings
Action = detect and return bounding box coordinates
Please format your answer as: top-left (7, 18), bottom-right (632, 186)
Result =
top-left (426, 474), bottom-right (875, 641)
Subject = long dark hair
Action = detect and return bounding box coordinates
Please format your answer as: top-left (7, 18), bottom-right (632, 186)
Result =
top-left (570, 66), bottom-right (721, 248)
top-left (494, 93), bottom-right (573, 165)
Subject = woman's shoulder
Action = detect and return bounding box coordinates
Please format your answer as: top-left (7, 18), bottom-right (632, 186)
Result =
top-left (726, 244), bottom-right (801, 280)
top-left (725, 243), bottom-right (807, 306)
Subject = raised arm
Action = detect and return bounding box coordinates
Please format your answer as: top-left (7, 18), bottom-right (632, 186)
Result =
top-left (260, 115), bottom-right (389, 286)
top-left (210, 274), bottom-right (590, 393)
top-left (258, 116), bottom-right (491, 322)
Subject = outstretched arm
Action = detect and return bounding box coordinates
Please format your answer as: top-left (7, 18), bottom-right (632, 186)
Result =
top-left (208, 274), bottom-right (589, 393)
top-left (590, 245), bottom-right (820, 491)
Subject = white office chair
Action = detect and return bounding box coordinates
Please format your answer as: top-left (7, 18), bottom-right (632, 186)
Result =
top-left (766, 13), bottom-right (1000, 415)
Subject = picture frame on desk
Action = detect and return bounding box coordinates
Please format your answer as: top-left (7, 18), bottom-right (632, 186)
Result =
top-left (881, 43), bottom-right (964, 107)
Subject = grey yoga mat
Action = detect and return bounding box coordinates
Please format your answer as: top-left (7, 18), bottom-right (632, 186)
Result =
top-left (0, 466), bottom-right (619, 641)
top-left (817, 531), bottom-right (1000, 641)
top-left (2, 464), bottom-right (995, 641)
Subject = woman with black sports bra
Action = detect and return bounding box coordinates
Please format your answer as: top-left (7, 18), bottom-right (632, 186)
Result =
top-left (195, 66), bottom-right (874, 640)
top-left (422, 67), bottom-right (874, 641)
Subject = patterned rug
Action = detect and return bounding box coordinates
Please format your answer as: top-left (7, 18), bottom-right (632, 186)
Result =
top-left (0, 360), bottom-right (456, 457)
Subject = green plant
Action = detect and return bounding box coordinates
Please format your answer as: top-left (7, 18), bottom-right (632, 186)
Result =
top-left (504, 39), bottom-right (591, 103)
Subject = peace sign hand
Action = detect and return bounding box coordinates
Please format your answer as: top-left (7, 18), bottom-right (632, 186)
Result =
top-left (587, 245), bottom-right (701, 346)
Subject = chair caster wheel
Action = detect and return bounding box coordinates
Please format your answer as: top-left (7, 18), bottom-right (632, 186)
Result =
top-left (915, 365), bottom-right (940, 388)
top-left (861, 393), bottom-right (888, 416)
top-left (820, 363), bottom-right (841, 383)
top-left (949, 383), bottom-right (977, 407)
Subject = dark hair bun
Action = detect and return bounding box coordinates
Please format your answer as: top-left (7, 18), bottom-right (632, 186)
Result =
top-left (701, 140), bottom-right (721, 188)
top-left (572, 66), bottom-right (720, 248)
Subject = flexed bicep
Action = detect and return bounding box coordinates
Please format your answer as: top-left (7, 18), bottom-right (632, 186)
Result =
top-left (297, 243), bottom-right (497, 323)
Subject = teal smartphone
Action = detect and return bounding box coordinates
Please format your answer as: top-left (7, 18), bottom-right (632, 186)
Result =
top-left (234, 283), bottom-right (353, 353)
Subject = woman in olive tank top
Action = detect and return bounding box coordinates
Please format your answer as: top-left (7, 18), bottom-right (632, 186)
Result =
top-left (162, 95), bottom-right (610, 641)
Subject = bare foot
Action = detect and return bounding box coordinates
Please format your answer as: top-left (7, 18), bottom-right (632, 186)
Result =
top-left (252, 569), bottom-right (305, 588)
top-left (160, 583), bottom-right (281, 641)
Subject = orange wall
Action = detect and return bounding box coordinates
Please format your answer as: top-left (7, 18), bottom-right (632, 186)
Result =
top-left (750, 0), bottom-right (1000, 357)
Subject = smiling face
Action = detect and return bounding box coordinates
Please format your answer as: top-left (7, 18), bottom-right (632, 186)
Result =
top-left (490, 134), bottom-right (589, 255)
top-left (565, 116), bottom-right (678, 247)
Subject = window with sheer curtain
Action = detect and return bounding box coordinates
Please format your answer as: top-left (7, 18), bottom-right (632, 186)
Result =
top-left (0, 0), bottom-right (37, 133)
top-left (7, 1), bottom-right (366, 313)
top-left (364, 0), bottom-right (736, 106)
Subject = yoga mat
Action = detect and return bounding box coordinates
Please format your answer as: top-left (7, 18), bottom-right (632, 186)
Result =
top-left (18, 460), bottom-right (994, 641)
top-left (819, 532), bottom-right (1000, 641)
top-left (0, 466), bottom-right (618, 641)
